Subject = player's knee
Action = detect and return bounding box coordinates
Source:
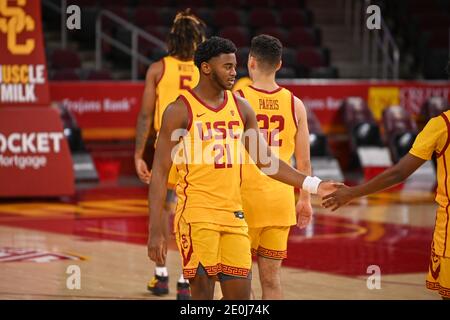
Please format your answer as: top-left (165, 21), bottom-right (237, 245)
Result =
top-left (260, 271), bottom-right (281, 290)
top-left (190, 274), bottom-right (215, 299)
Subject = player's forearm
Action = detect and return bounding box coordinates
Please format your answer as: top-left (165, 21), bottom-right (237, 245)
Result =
top-left (148, 170), bottom-right (169, 234)
top-left (262, 156), bottom-right (307, 189)
top-left (296, 158), bottom-right (311, 175)
top-left (135, 110), bottom-right (153, 159)
top-left (352, 166), bottom-right (405, 198)
top-left (248, 134), bottom-right (307, 189)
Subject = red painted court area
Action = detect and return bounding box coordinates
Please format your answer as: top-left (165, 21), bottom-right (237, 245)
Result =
top-left (0, 184), bottom-right (433, 277)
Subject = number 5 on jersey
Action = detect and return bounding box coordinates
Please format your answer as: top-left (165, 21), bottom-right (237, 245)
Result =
top-left (180, 75), bottom-right (193, 90)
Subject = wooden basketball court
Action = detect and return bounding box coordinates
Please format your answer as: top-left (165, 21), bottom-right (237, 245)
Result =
top-left (0, 180), bottom-right (440, 300)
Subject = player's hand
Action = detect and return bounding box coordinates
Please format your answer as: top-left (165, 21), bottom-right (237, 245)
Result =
top-left (296, 197), bottom-right (313, 229)
top-left (317, 181), bottom-right (342, 198)
top-left (135, 157), bottom-right (151, 184)
top-left (148, 231), bottom-right (167, 265)
top-left (322, 184), bottom-right (354, 211)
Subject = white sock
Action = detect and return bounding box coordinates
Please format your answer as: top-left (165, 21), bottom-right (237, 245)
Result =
top-left (178, 274), bottom-right (189, 283)
top-left (155, 267), bottom-right (168, 277)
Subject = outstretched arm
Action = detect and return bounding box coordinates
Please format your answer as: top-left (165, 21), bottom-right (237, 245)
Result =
top-left (147, 98), bottom-right (189, 265)
top-left (322, 153), bottom-right (426, 211)
top-left (134, 61), bottom-right (163, 184)
top-left (235, 94), bottom-right (335, 196)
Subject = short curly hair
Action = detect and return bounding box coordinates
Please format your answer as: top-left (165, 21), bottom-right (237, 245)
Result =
top-left (194, 36), bottom-right (237, 68)
top-left (250, 34), bottom-right (282, 70)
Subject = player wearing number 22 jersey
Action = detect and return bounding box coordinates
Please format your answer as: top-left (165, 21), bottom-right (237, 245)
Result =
top-left (236, 85), bottom-right (301, 258)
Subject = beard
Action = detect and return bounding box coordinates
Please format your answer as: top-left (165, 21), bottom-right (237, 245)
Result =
top-left (211, 70), bottom-right (231, 90)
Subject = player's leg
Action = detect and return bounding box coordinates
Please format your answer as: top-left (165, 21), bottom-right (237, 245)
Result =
top-left (254, 226), bottom-right (290, 300)
top-left (426, 246), bottom-right (450, 299)
top-left (247, 227), bottom-right (262, 299)
top-left (147, 192), bottom-right (171, 295)
top-left (219, 225), bottom-right (252, 300)
top-left (257, 256), bottom-right (283, 299)
top-left (426, 208), bottom-right (450, 300)
top-left (220, 276), bottom-right (251, 300)
top-left (177, 220), bottom-right (222, 300)
top-left (189, 265), bottom-right (216, 300)
top-left (166, 165), bottom-right (191, 299)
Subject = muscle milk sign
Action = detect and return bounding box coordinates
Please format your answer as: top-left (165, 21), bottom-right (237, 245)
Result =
top-left (0, 0), bottom-right (49, 106)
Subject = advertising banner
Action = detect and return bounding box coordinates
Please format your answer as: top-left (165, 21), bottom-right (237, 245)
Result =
top-left (0, 107), bottom-right (74, 197)
top-left (0, 0), bottom-right (49, 106)
top-left (49, 82), bottom-right (142, 140)
top-left (48, 80), bottom-right (450, 139)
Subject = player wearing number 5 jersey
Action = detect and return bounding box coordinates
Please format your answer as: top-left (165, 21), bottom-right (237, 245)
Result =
top-left (134, 9), bottom-right (206, 299)
top-left (235, 35), bottom-right (313, 299)
top-left (153, 57), bottom-right (199, 133)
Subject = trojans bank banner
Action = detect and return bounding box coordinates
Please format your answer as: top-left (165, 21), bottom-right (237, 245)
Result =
top-left (49, 82), bottom-right (143, 140)
top-left (48, 80), bottom-right (450, 140)
top-left (0, 0), bottom-right (49, 106)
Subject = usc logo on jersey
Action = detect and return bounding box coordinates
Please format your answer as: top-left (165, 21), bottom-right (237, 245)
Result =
top-left (0, 0), bottom-right (36, 55)
top-left (195, 121), bottom-right (242, 141)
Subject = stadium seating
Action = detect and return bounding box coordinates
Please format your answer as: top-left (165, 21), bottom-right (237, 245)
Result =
top-left (309, 66), bottom-right (338, 79)
top-left (382, 106), bottom-right (418, 163)
top-left (248, 8), bottom-right (278, 29)
top-left (286, 27), bottom-right (320, 47)
top-left (342, 97), bottom-right (382, 148)
top-left (86, 69), bottom-right (113, 80)
top-left (236, 46), bottom-right (250, 68)
top-left (255, 27), bottom-right (288, 44)
top-left (44, 0), bottom-right (336, 80)
top-left (421, 96), bottom-right (449, 121)
top-left (135, 6), bottom-right (164, 28)
top-left (279, 9), bottom-right (311, 27)
top-left (50, 69), bottom-right (81, 81)
top-left (296, 47), bottom-right (328, 69)
top-left (306, 106), bottom-right (330, 157)
top-left (212, 0), bottom-right (242, 7)
top-left (380, 0), bottom-right (449, 79)
top-left (51, 49), bottom-right (81, 69)
top-left (218, 27), bottom-right (250, 48)
top-left (281, 47), bottom-right (297, 69)
top-left (276, 67), bottom-right (296, 79)
top-left (213, 8), bottom-right (245, 28)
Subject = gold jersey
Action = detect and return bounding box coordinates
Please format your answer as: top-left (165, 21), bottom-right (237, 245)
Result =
top-left (154, 56), bottom-right (199, 132)
top-left (410, 110), bottom-right (450, 257)
top-left (236, 85), bottom-right (298, 227)
top-left (174, 90), bottom-right (246, 228)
